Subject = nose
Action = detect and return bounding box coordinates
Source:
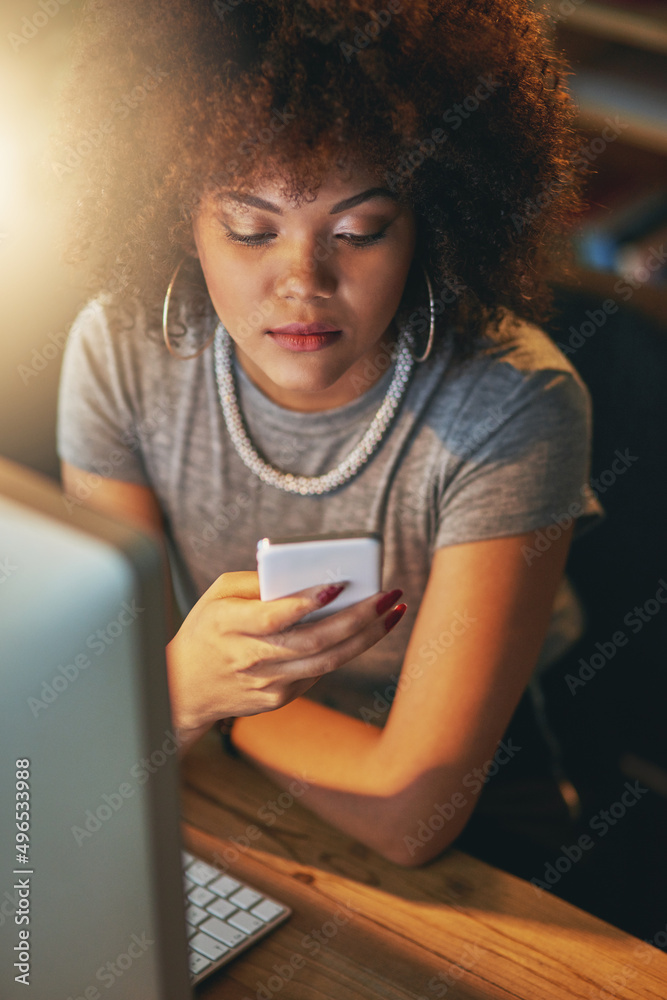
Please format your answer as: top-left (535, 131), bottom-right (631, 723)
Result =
top-left (273, 237), bottom-right (337, 301)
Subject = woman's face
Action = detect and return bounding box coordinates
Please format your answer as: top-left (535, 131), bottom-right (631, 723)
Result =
top-left (191, 162), bottom-right (417, 411)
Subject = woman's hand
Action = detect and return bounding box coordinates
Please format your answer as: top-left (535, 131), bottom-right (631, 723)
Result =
top-left (165, 570), bottom-right (405, 743)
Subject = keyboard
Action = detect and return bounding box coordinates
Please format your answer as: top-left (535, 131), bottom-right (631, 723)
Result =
top-left (182, 850), bottom-right (292, 986)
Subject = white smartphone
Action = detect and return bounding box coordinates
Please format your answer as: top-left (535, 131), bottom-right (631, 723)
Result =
top-left (256, 531), bottom-right (383, 624)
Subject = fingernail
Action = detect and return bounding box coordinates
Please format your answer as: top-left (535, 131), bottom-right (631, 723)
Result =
top-left (376, 588), bottom-right (403, 617)
top-left (316, 583), bottom-right (346, 607)
top-left (384, 603), bottom-right (407, 632)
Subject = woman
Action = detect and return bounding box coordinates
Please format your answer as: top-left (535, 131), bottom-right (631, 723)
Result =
top-left (54, 0), bottom-right (604, 866)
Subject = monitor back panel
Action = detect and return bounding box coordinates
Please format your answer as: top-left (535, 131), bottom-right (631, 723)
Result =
top-left (0, 460), bottom-right (192, 1000)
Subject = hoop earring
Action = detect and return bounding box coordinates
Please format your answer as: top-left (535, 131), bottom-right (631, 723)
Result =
top-left (403, 261), bottom-right (435, 363)
top-left (163, 255), bottom-right (216, 360)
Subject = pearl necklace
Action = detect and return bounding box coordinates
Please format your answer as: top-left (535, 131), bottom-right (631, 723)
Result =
top-left (212, 322), bottom-right (416, 495)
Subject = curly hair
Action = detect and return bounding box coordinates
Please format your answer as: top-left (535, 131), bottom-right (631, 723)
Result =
top-left (49, 0), bottom-right (589, 359)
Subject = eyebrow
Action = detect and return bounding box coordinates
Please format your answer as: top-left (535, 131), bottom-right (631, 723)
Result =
top-left (221, 187), bottom-right (400, 215)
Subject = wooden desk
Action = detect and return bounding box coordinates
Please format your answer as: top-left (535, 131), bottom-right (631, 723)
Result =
top-left (181, 729), bottom-right (667, 999)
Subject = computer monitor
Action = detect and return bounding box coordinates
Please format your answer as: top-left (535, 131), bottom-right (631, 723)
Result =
top-left (0, 456), bottom-right (192, 1000)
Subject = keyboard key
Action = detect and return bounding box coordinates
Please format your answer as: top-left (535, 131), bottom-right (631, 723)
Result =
top-left (190, 932), bottom-right (230, 961)
top-left (182, 850), bottom-right (292, 985)
top-left (209, 875), bottom-right (241, 897)
top-left (187, 861), bottom-right (220, 886)
top-left (228, 887), bottom-right (263, 910)
top-left (229, 911), bottom-right (264, 935)
top-left (188, 886), bottom-right (216, 908)
top-left (206, 897), bottom-right (237, 920)
top-left (185, 903), bottom-right (208, 927)
top-left (200, 916), bottom-right (248, 948)
top-left (251, 899), bottom-right (287, 923)
top-left (188, 951), bottom-right (210, 975)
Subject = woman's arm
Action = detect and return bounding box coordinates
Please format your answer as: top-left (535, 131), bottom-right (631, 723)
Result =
top-left (59, 462), bottom-right (214, 749)
top-left (60, 461), bottom-right (180, 635)
top-left (230, 522), bottom-right (575, 866)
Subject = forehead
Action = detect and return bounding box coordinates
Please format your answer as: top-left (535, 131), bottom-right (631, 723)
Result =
top-left (205, 159), bottom-right (401, 215)
top-left (216, 186), bottom-right (401, 217)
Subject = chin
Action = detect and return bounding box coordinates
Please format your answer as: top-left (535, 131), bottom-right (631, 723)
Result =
top-left (270, 360), bottom-right (353, 402)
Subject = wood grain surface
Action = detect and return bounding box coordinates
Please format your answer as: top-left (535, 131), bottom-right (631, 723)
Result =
top-left (181, 729), bottom-right (667, 999)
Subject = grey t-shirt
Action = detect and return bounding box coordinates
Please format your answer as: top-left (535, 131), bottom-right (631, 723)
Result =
top-left (56, 295), bottom-right (604, 719)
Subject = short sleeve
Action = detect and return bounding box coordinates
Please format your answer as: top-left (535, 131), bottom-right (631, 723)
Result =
top-left (434, 367), bottom-right (605, 549)
top-left (56, 298), bottom-right (150, 485)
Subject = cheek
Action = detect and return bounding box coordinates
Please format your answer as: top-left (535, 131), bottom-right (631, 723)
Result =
top-left (362, 247), bottom-right (414, 308)
top-left (363, 222), bottom-right (416, 292)
top-left (200, 251), bottom-right (261, 316)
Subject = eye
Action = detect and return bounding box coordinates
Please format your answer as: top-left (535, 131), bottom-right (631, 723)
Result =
top-left (224, 230), bottom-right (275, 246)
top-left (222, 228), bottom-right (389, 249)
top-left (337, 231), bottom-right (388, 248)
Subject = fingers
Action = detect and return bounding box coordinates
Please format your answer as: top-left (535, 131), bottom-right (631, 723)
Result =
top-left (273, 587), bottom-right (403, 646)
top-left (222, 579), bottom-right (354, 636)
top-left (199, 570), bottom-right (356, 633)
top-left (199, 570), bottom-right (407, 691)
top-left (268, 597), bottom-right (408, 685)
top-left (258, 588), bottom-right (407, 669)
top-left (201, 570), bottom-right (261, 603)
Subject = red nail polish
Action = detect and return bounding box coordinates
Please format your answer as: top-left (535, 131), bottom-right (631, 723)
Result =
top-left (316, 583), bottom-right (346, 607)
top-left (376, 589), bottom-right (403, 616)
top-left (384, 603), bottom-right (407, 632)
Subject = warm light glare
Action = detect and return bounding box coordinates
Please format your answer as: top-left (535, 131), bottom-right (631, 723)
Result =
top-left (0, 131), bottom-right (23, 227)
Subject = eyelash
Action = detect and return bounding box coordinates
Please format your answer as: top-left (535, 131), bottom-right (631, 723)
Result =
top-left (223, 229), bottom-right (388, 249)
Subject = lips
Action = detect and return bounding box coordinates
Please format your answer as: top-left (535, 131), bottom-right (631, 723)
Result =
top-left (268, 322), bottom-right (341, 335)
